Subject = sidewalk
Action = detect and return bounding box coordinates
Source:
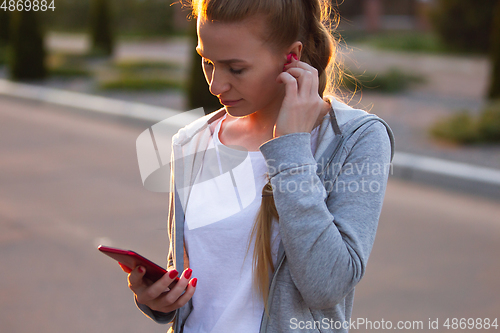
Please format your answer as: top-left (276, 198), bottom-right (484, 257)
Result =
top-left (1, 32), bottom-right (499, 199)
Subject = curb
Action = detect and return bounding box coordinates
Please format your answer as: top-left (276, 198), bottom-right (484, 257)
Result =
top-left (391, 152), bottom-right (500, 200)
top-left (1, 78), bottom-right (499, 200)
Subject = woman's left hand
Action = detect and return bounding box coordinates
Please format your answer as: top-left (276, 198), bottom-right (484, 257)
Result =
top-left (274, 57), bottom-right (326, 138)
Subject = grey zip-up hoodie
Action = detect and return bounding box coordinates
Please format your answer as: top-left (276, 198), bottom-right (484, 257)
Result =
top-left (136, 96), bottom-right (395, 332)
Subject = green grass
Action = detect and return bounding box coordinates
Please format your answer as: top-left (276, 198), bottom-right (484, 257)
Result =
top-left (341, 31), bottom-right (461, 55)
top-left (112, 60), bottom-right (180, 71)
top-left (429, 101), bottom-right (500, 144)
top-left (100, 59), bottom-right (186, 91)
top-left (99, 74), bottom-right (184, 91)
top-left (342, 67), bottom-right (426, 93)
top-left (47, 52), bottom-right (91, 78)
top-left (48, 66), bottom-right (91, 77)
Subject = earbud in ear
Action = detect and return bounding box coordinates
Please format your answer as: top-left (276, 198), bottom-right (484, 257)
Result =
top-left (283, 53), bottom-right (297, 72)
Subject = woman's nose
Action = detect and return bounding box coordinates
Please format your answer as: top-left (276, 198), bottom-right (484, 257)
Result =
top-left (208, 69), bottom-right (230, 96)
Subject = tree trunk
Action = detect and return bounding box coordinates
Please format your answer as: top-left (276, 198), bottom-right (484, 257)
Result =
top-left (89, 0), bottom-right (114, 57)
top-left (364, 0), bottom-right (382, 32)
top-left (487, 0), bottom-right (500, 99)
top-left (8, 10), bottom-right (46, 81)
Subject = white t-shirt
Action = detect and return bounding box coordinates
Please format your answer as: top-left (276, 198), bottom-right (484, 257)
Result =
top-left (183, 113), bottom-right (320, 333)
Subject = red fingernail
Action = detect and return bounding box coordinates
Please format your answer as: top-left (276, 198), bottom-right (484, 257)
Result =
top-left (168, 270), bottom-right (178, 279)
top-left (286, 53), bottom-right (292, 63)
top-left (119, 262), bottom-right (132, 273)
top-left (292, 54), bottom-right (298, 61)
top-left (191, 278), bottom-right (197, 288)
top-left (184, 268), bottom-right (192, 279)
top-left (138, 266), bottom-right (145, 273)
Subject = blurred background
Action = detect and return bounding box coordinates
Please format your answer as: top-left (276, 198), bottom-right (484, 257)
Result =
top-left (1, 0), bottom-right (499, 332)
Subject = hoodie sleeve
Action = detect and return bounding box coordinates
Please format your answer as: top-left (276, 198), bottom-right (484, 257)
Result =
top-left (259, 120), bottom-right (392, 309)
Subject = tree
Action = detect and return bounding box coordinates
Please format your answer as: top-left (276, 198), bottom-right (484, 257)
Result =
top-left (0, 10), bottom-right (9, 45)
top-left (364, 0), bottom-right (382, 32)
top-left (7, 10), bottom-right (47, 80)
top-left (488, 1), bottom-right (500, 99)
top-left (430, 0), bottom-right (497, 53)
top-left (89, 0), bottom-right (114, 57)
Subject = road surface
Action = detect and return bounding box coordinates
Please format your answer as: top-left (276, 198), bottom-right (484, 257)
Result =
top-left (1, 95), bottom-right (499, 332)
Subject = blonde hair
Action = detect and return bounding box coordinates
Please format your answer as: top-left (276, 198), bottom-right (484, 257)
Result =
top-left (181, 0), bottom-right (340, 311)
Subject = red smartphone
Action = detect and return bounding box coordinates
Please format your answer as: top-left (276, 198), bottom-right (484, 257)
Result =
top-left (98, 245), bottom-right (178, 286)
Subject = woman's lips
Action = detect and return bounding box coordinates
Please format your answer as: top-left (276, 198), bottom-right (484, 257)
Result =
top-left (220, 99), bottom-right (242, 106)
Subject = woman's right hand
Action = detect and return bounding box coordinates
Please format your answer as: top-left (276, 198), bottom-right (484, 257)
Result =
top-left (119, 263), bottom-right (197, 313)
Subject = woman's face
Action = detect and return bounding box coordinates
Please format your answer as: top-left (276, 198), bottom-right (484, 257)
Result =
top-left (196, 15), bottom-right (286, 118)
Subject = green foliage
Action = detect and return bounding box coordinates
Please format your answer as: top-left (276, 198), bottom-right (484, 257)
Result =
top-left (112, 0), bottom-right (176, 36)
top-left (47, 53), bottom-right (91, 78)
top-left (430, 110), bottom-right (479, 144)
top-left (90, 0), bottom-right (114, 57)
top-left (113, 60), bottom-right (179, 71)
top-left (49, 66), bottom-right (91, 77)
top-left (40, 0), bottom-right (177, 37)
top-left (8, 10), bottom-right (47, 81)
top-left (430, 0), bottom-right (498, 53)
top-left (488, 1), bottom-right (500, 99)
top-left (99, 74), bottom-right (184, 91)
top-left (429, 102), bottom-right (500, 144)
top-left (99, 58), bottom-right (185, 91)
top-left (359, 31), bottom-right (451, 54)
top-left (477, 101), bottom-right (500, 142)
top-left (342, 67), bottom-right (425, 93)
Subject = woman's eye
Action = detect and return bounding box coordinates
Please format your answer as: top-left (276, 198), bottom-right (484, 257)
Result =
top-left (203, 58), bottom-right (243, 75)
top-left (230, 68), bottom-right (244, 75)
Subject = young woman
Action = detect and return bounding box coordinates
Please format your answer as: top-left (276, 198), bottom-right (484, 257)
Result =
top-left (122, 0), bottom-right (394, 332)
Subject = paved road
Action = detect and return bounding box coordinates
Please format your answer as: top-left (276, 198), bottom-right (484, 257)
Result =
top-left (1, 95), bottom-right (499, 332)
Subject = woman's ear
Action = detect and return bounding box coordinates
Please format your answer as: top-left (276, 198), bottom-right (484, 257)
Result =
top-left (287, 41), bottom-right (303, 61)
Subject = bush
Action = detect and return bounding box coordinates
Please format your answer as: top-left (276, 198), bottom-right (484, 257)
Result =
top-left (99, 74), bottom-right (184, 91)
top-left (342, 67), bottom-right (425, 93)
top-left (47, 53), bottom-right (91, 78)
top-left (430, 0), bottom-right (498, 53)
top-left (430, 110), bottom-right (479, 144)
top-left (429, 102), bottom-right (500, 144)
top-left (113, 60), bottom-right (179, 71)
top-left (8, 10), bottom-right (47, 81)
top-left (365, 31), bottom-right (450, 54)
top-left (477, 101), bottom-right (500, 142)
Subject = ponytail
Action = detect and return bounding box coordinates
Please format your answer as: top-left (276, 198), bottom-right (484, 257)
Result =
top-left (251, 0), bottom-right (337, 314)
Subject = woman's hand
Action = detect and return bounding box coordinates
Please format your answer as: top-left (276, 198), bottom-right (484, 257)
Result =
top-left (275, 56), bottom-right (327, 138)
top-left (119, 263), bottom-right (197, 314)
